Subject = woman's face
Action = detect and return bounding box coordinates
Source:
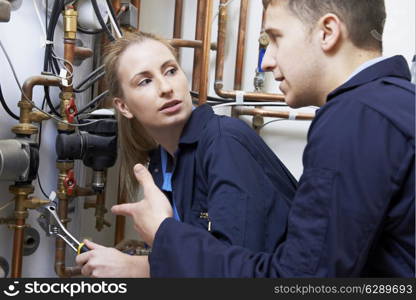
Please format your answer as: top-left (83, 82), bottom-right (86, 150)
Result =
top-left (114, 39), bottom-right (193, 131)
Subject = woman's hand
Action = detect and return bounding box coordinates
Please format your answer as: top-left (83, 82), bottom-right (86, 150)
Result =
top-left (111, 164), bottom-right (173, 246)
top-left (75, 240), bottom-right (150, 278)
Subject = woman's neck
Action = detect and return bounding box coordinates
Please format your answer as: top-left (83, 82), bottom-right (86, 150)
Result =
top-left (148, 123), bottom-right (185, 157)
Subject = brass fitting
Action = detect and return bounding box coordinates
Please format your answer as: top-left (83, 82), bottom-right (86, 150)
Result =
top-left (8, 185), bottom-right (34, 227)
top-left (259, 32), bottom-right (269, 48)
top-left (29, 111), bottom-right (51, 123)
top-left (11, 100), bottom-right (38, 135)
top-left (63, 7), bottom-right (77, 40)
top-left (58, 92), bottom-right (75, 132)
top-left (23, 197), bottom-right (51, 209)
top-left (56, 161), bottom-right (75, 200)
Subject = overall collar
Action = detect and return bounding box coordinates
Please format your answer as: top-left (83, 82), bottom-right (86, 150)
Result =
top-left (327, 55), bottom-right (411, 102)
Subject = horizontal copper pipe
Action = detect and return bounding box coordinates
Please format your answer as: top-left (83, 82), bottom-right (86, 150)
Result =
top-left (214, 82), bottom-right (285, 102)
top-left (74, 46), bottom-right (93, 60)
top-left (168, 39), bottom-right (216, 50)
top-left (233, 107), bottom-right (315, 120)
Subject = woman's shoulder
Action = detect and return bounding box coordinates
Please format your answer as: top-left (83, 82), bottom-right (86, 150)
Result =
top-left (201, 111), bottom-right (257, 142)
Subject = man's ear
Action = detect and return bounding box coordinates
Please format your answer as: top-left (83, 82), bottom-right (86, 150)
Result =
top-left (113, 97), bottom-right (134, 119)
top-left (317, 13), bottom-right (342, 52)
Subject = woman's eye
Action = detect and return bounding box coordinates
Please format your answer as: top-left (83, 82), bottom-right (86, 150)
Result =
top-left (166, 68), bottom-right (177, 76)
top-left (138, 78), bottom-right (152, 87)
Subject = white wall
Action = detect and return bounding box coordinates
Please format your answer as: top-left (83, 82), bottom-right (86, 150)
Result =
top-left (0, 0), bottom-right (414, 277)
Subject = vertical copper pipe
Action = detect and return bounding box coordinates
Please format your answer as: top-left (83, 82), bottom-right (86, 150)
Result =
top-left (10, 186), bottom-right (31, 278)
top-left (173, 0), bottom-right (184, 62)
top-left (198, 0), bottom-right (214, 105)
top-left (215, 0), bottom-right (227, 93)
top-left (10, 219), bottom-right (24, 278)
top-left (63, 40), bottom-right (75, 93)
top-left (213, 0), bottom-right (285, 102)
top-left (112, 0), bottom-right (121, 14)
top-left (192, 0), bottom-right (205, 92)
top-left (234, 0), bottom-right (249, 90)
top-left (173, 0), bottom-right (183, 39)
top-left (114, 168), bottom-right (127, 245)
top-left (131, 0), bottom-right (141, 28)
top-left (55, 7), bottom-right (81, 278)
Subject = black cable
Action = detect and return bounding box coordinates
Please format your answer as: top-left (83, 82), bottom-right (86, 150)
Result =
top-left (43, 0), bottom-right (64, 116)
top-left (92, 0), bottom-right (115, 41)
top-left (36, 96), bottom-right (49, 199)
top-left (75, 90), bottom-right (110, 116)
top-left (37, 173), bottom-right (49, 199)
top-left (0, 81), bottom-right (19, 120)
top-left (73, 71), bottom-right (106, 93)
top-left (75, 65), bottom-right (105, 89)
top-left (77, 26), bottom-right (104, 35)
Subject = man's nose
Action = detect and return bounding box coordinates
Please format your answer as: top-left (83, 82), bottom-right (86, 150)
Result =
top-left (261, 46), bottom-right (283, 81)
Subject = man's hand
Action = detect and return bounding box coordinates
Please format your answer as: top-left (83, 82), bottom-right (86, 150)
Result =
top-left (111, 164), bottom-right (173, 246)
top-left (75, 240), bottom-right (150, 278)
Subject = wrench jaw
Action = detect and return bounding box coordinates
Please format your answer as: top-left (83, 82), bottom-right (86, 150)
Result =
top-left (36, 203), bottom-right (82, 253)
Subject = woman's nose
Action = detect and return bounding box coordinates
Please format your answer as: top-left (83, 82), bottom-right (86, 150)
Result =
top-left (158, 77), bottom-right (174, 97)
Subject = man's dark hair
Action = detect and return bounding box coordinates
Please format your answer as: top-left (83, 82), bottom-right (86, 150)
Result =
top-left (263, 0), bottom-right (386, 51)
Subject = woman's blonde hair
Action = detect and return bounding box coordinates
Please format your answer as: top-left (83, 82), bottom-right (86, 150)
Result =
top-left (103, 31), bottom-right (178, 200)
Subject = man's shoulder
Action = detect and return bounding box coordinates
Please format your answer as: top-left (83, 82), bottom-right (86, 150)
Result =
top-left (320, 77), bottom-right (415, 139)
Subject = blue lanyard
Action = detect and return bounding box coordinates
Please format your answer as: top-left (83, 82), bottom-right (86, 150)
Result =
top-left (160, 148), bottom-right (181, 222)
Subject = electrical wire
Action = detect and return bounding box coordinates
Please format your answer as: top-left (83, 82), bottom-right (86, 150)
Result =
top-left (0, 81), bottom-right (19, 120)
top-left (73, 71), bottom-right (105, 93)
top-left (0, 201), bottom-right (13, 212)
top-left (75, 65), bottom-right (105, 89)
top-left (75, 90), bottom-right (110, 116)
top-left (258, 118), bottom-right (288, 130)
top-left (105, 0), bottom-right (123, 38)
top-left (92, 0), bottom-right (115, 41)
top-left (0, 39), bottom-right (103, 128)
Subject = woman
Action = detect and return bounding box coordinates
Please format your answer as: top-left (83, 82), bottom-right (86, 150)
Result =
top-left (76, 31), bottom-right (297, 277)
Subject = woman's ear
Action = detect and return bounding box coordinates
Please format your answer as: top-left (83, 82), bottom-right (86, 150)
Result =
top-left (317, 13), bottom-right (342, 52)
top-left (113, 97), bottom-right (134, 119)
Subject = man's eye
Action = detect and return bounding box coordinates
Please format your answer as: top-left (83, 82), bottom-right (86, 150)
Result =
top-left (138, 79), bottom-right (152, 87)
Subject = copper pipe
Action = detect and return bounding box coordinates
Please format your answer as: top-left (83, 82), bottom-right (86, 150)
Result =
top-left (95, 190), bottom-right (110, 231)
top-left (114, 168), bottom-right (127, 245)
top-left (131, 0), bottom-right (141, 28)
top-left (233, 107), bottom-right (315, 121)
top-left (21, 75), bottom-right (62, 102)
top-left (11, 75), bottom-right (60, 136)
top-left (63, 40), bottom-right (75, 93)
top-left (198, 0), bottom-right (214, 105)
top-left (10, 185), bottom-right (33, 278)
top-left (234, 0), bottom-right (249, 90)
top-left (192, 0), bottom-right (205, 92)
top-left (173, 0), bottom-right (183, 39)
top-left (55, 161), bottom-right (81, 277)
top-left (214, 0), bottom-right (286, 102)
top-left (56, 7), bottom-right (77, 274)
top-left (11, 220), bottom-right (24, 278)
top-left (74, 46), bottom-right (93, 60)
top-left (112, 0), bottom-right (121, 14)
top-left (168, 39), bottom-right (217, 50)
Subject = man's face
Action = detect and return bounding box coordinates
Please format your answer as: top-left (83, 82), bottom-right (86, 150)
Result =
top-left (262, 1), bottom-right (323, 108)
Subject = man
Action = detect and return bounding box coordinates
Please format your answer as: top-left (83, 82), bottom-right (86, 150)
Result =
top-left (104, 0), bottom-right (415, 277)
